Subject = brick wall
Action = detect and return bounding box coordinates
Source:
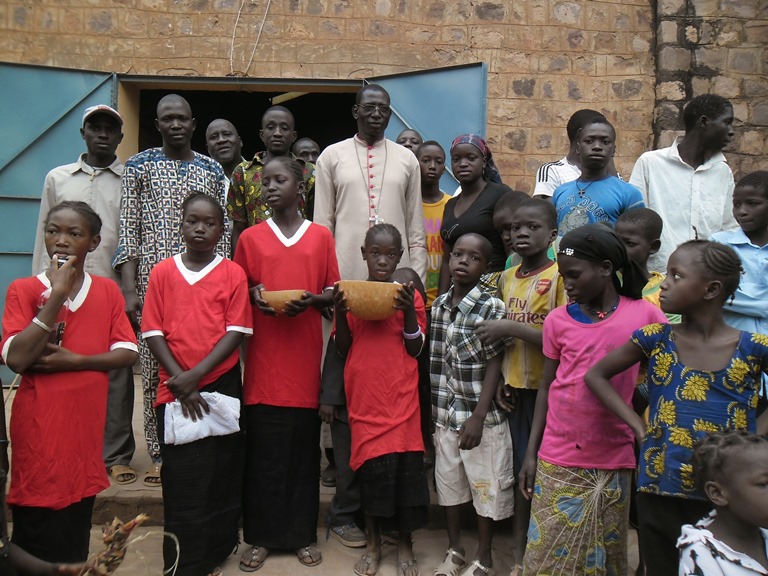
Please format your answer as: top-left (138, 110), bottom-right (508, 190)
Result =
top-left (0, 0), bottom-right (763, 189)
top-left (655, 0), bottom-right (768, 179)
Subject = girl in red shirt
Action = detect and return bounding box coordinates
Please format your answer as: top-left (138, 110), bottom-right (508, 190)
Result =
top-left (1, 201), bottom-right (137, 564)
top-left (334, 223), bottom-right (428, 576)
top-left (234, 157), bottom-right (339, 572)
top-left (141, 193), bottom-right (252, 576)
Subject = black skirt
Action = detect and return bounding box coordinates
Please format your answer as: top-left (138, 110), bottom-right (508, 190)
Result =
top-left (157, 366), bottom-right (244, 576)
top-left (358, 451), bottom-right (429, 533)
top-left (11, 495), bottom-right (95, 564)
top-left (242, 404), bottom-right (321, 549)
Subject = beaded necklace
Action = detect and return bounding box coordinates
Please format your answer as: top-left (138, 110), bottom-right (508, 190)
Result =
top-left (583, 296), bottom-right (620, 320)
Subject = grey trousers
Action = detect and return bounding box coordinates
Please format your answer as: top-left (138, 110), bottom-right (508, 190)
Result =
top-left (102, 364), bottom-right (135, 469)
top-left (328, 407), bottom-right (361, 527)
top-left (320, 338), bottom-right (361, 527)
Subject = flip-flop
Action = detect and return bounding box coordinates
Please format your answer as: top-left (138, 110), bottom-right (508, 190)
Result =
top-left (296, 545), bottom-right (323, 567)
top-left (435, 548), bottom-right (467, 576)
top-left (239, 545), bottom-right (269, 572)
top-left (109, 464), bottom-right (137, 485)
top-left (459, 560), bottom-right (495, 576)
top-left (142, 463), bottom-right (162, 487)
top-left (354, 552), bottom-right (380, 576)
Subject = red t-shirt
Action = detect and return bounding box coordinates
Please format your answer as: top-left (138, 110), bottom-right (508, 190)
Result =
top-left (1, 274), bottom-right (137, 509)
top-left (141, 255), bottom-right (253, 406)
top-left (234, 219), bottom-right (340, 408)
top-left (343, 289), bottom-right (427, 470)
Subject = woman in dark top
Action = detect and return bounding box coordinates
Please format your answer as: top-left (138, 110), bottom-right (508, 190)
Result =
top-left (438, 134), bottom-right (513, 296)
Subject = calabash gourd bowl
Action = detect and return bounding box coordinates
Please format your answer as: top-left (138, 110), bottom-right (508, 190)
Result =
top-left (260, 289), bottom-right (306, 314)
top-left (338, 280), bottom-right (399, 321)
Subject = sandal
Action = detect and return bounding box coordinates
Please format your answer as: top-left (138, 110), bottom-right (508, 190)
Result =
top-left (459, 560), bottom-right (495, 576)
top-left (109, 464), bottom-right (137, 485)
top-left (354, 552), bottom-right (380, 576)
top-left (435, 548), bottom-right (467, 576)
top-left (207, 568), bottom-right (222, 576)
top-left (239, 545), bottom-right (269, 572)
top-left (399, 558), bottom-right (420, 576)
top-left (143, 463), bottom-right (162, 487)
top-left (296, 544), bottom-right (322, 567)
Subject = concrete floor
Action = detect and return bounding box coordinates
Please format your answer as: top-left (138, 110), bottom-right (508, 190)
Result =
top-left (6, 375), bottom-right (640, 575)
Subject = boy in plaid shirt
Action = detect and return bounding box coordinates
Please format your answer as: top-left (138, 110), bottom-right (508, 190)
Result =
top-left (430, 232), bottom-right (513, 576)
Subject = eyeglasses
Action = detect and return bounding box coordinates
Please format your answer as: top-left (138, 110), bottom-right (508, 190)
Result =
top-left (358, 104), bottom-right (392, 115)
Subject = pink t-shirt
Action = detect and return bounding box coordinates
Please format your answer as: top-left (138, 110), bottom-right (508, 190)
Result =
top-left (539, 297), bottom-right (667, 469)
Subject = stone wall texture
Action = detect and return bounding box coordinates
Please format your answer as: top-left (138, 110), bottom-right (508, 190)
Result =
top-left (656, 0), bottom-right (768, 179)
top-left (0, 0), bottom-right (765, 189)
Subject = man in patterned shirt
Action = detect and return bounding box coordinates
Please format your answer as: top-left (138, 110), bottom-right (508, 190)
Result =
top-left (114, 93), bottom-right (229, 486)
top-left (429, 232), bottom-right (512, 576)
top-left (226, 105), bottom-right (315, 254)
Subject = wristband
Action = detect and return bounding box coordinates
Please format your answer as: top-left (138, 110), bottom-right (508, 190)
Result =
top-left (402, 327), bottom-right (423, 340)
top-left (0, 439), bottom-right (9, 446)
top-left (32, 316), bottom-right (54, 333)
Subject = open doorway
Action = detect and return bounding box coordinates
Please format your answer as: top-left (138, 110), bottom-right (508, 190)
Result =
top-left (116, 77), bottom-right (362, 161)
top-left (136, 89), bottom-right (358, 158)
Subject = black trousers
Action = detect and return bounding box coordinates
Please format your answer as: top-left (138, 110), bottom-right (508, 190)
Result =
top-left (636, 492), bottom-right (712, 576)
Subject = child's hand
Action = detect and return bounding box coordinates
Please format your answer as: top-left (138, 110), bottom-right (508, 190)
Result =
top-left (28, 344), bottom-right (81, 372)
top-left (47, 254), bottom-right (78, 300)
top-left (178, 390), bottom-right (210, 422)
top-left (518, 455), bottom-right (538, 500)
top-left (166, 370), bottom-right (202, 405)
top-left (321, 305), bottom-right (334, 321)
top-left (318, 404), bottom-right (338, 424)
top-left (284, 292), bottom-right (314, 317)
top-left (458, 414), bottom-right (484, 450)
top-left (54, 563), bottom-right (85, 575)
top-left (251, 284), bottom-right (278, 316)
top-left (333, 284), bottom-right (349, 314)
top-left (476, 319), bottom-right (514, 345)
top-left (394, 282), bottom-right (415, 311)
top-left (495, 382), bottom-right (515, 413)
top-left (632, 422), bottom-right (647, 446)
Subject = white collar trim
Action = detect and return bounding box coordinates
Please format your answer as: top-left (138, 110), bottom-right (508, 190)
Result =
top-left (36, 272), bottom-right (92, 312)
top-left (173, 254), bottom-right (224, 285)
top-left (267, 218), bottom-right (311, 247)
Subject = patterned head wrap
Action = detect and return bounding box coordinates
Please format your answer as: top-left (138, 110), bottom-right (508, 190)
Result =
top-left (557, 224), bottom-right (648, 299)
top-left (450, 134), bottom-right (502, 184)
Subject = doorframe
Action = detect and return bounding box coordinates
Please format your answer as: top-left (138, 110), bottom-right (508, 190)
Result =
top-left (115, 75), bottom-right (362, 160)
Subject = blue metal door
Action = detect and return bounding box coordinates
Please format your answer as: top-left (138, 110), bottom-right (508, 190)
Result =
top-left (371, 62), bottom-right (488, 194)
top-left (0, 63), bottom-right (116, 381)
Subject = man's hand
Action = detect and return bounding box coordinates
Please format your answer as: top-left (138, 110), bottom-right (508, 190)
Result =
top-left (123, 289), bottom-right (142, 332)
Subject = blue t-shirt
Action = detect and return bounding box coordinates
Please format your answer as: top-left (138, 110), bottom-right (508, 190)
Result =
top-left (553, 176), bottom-right (644, 236)
top-left (632, 323), bottom-right (768, 500)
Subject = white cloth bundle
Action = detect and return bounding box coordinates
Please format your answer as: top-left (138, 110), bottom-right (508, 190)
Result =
top-left (163, 392), bottom-right (241, 445)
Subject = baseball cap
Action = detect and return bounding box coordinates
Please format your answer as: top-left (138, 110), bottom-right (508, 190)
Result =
top-left (82, 105), bottom-right (123, 128)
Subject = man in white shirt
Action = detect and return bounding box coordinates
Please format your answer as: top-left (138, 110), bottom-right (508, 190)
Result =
top-left (32, 105), bottom-right (137, 485)
top-left (630, 94), bottom-right (737, 273)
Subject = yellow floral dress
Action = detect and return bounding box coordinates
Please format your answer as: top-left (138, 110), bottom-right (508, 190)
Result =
top-left (632, 324), bottom-right (768, 499)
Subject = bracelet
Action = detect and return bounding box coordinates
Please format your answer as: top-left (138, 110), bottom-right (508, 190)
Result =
top-left (402, 327), bottom-right (423, 340)
top-left (32, 316), bottom-right (54, 333)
